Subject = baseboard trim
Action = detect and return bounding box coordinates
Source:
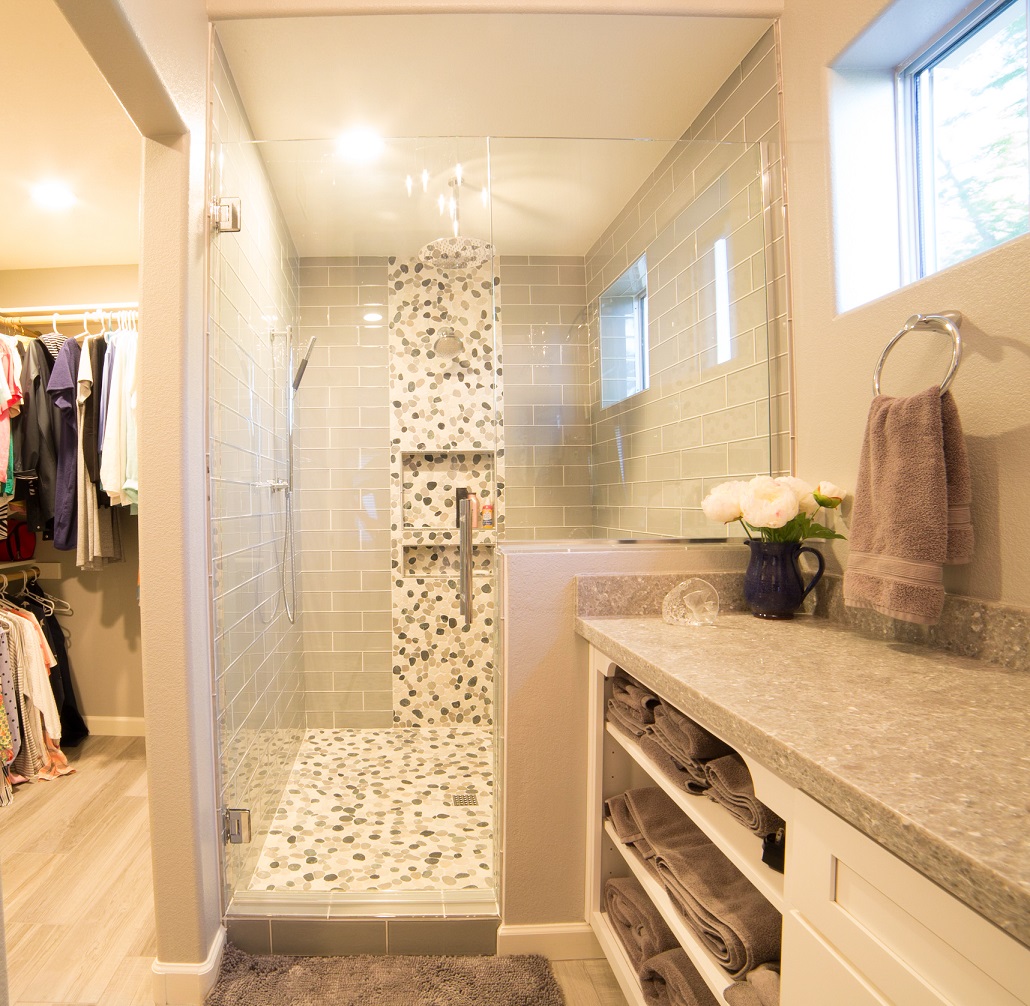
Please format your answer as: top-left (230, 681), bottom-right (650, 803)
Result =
top-left (85, 715), bottom-right (146, 737)
top-left (152, 925), bottom-right (225, 1005)
top-left (495, 922), bottom-right (602, 960)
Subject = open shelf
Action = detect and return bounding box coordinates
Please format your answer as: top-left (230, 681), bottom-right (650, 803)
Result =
top-left (604, 819), bottom-right (734, 1004)
top-left (606, 722), bottom-right (786, 912)
top-left (400, 528), bottom-right (497, 546)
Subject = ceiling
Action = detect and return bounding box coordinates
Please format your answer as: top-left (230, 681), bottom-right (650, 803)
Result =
top-left (216, 14), bottom-right (771, 258)
top-left (0, 1), bottom-right (142, 272)
top-left (0, 8), bottom-right (770, 271)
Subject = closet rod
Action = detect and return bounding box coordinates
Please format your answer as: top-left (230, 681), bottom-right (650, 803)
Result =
top-left (0, 561), bottom-right (61, 580)
top-left (0, 302), bottom-right (138, 326)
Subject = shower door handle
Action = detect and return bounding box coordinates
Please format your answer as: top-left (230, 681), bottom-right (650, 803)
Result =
top-left (458, 497), bottom-right (473, 627)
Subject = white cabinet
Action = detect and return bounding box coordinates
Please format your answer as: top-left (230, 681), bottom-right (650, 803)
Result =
top-left (585, 642), bottom-right (1030, 1006)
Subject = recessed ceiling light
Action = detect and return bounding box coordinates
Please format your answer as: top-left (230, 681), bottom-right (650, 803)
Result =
top-left (336, 127), bottom-right (384, 163)
top-left (363, 311), bottom-right (383, 322)
top-left (31, 179), bottom-right (76, 211)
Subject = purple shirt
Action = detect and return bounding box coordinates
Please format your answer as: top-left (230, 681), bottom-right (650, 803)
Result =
top-left (46, 339), bottom-right (81, 551)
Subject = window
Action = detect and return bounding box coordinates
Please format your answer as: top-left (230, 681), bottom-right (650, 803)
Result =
top-left (599, 254), bottom-right (649, 409)
top-left (900, 0), bottom-right (1029, 277)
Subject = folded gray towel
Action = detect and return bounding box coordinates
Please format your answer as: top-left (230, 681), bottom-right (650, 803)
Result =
top-left (606, 791), bottom-right (655, 860)
top-left (704, 754), bottom-right (785, 838)
top-left (607, 674), bottom-right (662, 736)
top-left (603, 876), bottom-right (680, 974)
top-left (608, 698), bottom-right (650, 738)
top-left (621, 787), bottom-right (781, 978)
top-left (844, 387), bottom-right (973, 625)
top-left (723, 963), bottom-right (781, 1006)
top-left (640, 733), bottom-right (709, 795)
top-left (652, 705), bottom-right (733, 763)
top-left (640, 948), bottom-right (719, 1006)
top-left (614, 673), bottom-right (662, 720)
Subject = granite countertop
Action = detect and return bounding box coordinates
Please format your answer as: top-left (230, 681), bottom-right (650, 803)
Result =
top-left (577, 611), bottom-right (1030, 948)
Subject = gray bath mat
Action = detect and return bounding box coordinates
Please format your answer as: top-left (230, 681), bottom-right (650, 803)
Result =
top-left (206, 943), bottom-right (566, 1005)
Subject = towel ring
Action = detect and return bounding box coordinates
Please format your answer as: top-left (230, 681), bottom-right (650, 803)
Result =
top-left (873, 311), bottom-right (962, 397)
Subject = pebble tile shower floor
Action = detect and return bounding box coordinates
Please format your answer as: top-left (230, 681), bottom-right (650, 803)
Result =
top-left (247, 727), bottom-right (494, 893)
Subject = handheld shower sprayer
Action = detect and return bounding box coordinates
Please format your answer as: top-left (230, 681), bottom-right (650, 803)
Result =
top-left (293, 336), bottom-right (317, 391)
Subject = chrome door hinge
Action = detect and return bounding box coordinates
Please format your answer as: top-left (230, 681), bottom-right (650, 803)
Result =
top-left (223, 807), bottom-right (252, 844)
top-left (210, 197), bottom-right (241, 233)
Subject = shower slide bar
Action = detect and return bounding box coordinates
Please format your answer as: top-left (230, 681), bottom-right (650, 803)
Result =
top-left (459, 497), bottom-right (473, 628)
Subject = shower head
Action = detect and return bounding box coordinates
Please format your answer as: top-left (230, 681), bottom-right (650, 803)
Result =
top-left (432, 328), bottom-right (464, 357)
top-left (292, 336), bottom-right (317, 391)
top-left (418, 235), bottom-right (492, 270)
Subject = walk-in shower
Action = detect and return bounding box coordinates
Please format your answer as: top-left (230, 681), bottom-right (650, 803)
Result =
top-left (206, 14), bottom-right (783, 928)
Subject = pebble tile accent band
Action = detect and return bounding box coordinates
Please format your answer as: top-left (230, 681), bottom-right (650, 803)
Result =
top-left (246, 728), bottom-right (495, 894)
top-left (388, 255), bottom-right (504, 726)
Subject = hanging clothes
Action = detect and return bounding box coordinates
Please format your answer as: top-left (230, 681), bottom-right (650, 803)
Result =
top-left (12, 337), bottom-right (60, 535)
top-left (99, 316), bottom-right (138, 511)
top-left (46, 338), bottom-right (81, 551)
top-left (21, 582), bottom-right (87, 747)
top-left (76, 334), bottom-right (122, 570)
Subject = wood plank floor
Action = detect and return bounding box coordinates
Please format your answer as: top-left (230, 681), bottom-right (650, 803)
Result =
top-left (0, 735), bottom-right (155, 1006)
top-left (0, 735), bottom-right (627, 1006)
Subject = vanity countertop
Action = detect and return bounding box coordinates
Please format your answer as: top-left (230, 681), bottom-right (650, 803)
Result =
top-left (576, 611), bottom-right (1030, 948)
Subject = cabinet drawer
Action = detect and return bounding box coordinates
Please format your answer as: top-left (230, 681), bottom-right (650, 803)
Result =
top-left (788, 792), bottom-right (1030, 1006)
top-left (782, 910), bottom-right (890, 1006)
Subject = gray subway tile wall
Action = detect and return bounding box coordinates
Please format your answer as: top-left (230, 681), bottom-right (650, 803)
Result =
top-left (501, 255), bottom-right (593, 540)
top-left (209, 40), bottom-right (304, 897)
top-left (585, 27), bottom-right (789, 540)
top-left (294, 257), bottom-right (394, 728)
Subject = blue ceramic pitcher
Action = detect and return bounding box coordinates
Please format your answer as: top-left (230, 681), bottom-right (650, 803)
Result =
top-left (743, 540), bottom-right (825, 619)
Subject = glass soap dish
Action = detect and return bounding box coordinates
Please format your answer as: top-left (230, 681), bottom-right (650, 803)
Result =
top-left (662, 578), bottom-right (720, 627)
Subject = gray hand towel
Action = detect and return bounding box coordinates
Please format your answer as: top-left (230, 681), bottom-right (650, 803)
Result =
top-left (652, 705), bottom-right (733, 763)
top-left (603, 876), bottom-right (680, 974)
top-left (704, 754), bottom-right (785, 837)
top-left (640, 948), bottom-right (720, 1006)
top-left (723, 963), bottom-right (781, 1006)
top-left (620, 787), bottom-right (781, 979)
top-left (844, 386), bottom-right (973, 625)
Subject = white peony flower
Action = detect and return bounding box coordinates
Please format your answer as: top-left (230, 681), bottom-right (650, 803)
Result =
top-left (775, 476), bottom-right (818, 517)
top-left (741, 476), bottom-right (800, 529)
top-left (701, 480), bottom-right (749, 523)
top-left (814, 481), bottom-right (847, 508)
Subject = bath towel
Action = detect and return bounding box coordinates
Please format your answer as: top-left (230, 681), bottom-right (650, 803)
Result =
top-left (640, 949), bottom-right (719, 1006)
top-left (704, 754), bottom-right (785, 838)
top-left (603, 877), bottom-right (680, 974)
top-left (620, 787), bottom-right (782, 978)
top-left (844, 387), bottom-right (973, 625)
top-left (607, 673), bottom-right (662, 736)
top-left (639, 733), bottom-right (709, 795)
top-left (723, 964), bottom-right (781, 1006)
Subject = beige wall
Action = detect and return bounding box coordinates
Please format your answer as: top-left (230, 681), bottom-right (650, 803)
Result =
top-left (0, 265), bottom-right (139, 310)
top-left (500, 542), bottom-right (746, 926)
top-left (779, 3), bottom-right (1030, 607)
top-left (57, 0), bottom-right (225, 980)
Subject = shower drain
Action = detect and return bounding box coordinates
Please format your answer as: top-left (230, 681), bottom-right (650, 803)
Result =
top-left (449, 792), bottom-right (479, 807)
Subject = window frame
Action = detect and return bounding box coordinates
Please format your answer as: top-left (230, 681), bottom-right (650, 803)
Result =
top-left (896, 0), bottom-right (1029, 281)
top-left (598, 253), bottom-right (650, 411)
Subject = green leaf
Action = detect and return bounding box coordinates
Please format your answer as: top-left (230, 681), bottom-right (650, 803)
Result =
top-left (803, 520), bottom-right (847, 540)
